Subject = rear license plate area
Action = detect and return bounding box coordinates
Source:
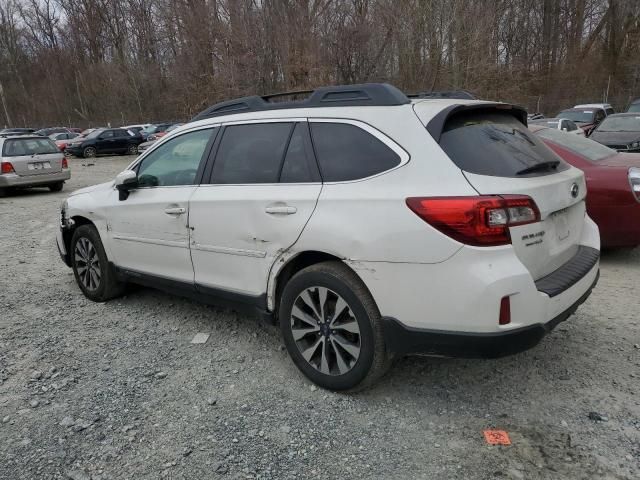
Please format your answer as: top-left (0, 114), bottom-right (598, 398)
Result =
top-left (28, 162), bottom-right (51, 171)
top-left (552, 208), bottom-right (570, 241)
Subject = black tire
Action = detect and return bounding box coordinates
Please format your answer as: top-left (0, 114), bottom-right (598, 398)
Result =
top-left (83, 146), bottom-right (96, 158)
top-left (279, 261), bottom-right (392, 391)
top-left (126, 144), bottom-right (138, 155)
top-left (0, 188), bottom-right (7, 198)
top-left (49, 182), bottom-right (64, 192)
top-left (71, 225), bottom-right (125, 302)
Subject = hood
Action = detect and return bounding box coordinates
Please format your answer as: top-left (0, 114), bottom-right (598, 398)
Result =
top-left (589, 130), bottom-right (640, 146)
top-left (68, 181), bottom-right (113, 197)
top-left (597, 152), bottom-right (640, 168)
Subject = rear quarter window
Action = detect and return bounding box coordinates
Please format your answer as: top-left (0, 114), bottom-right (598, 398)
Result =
top-left (310, 122), bottom-right (401, 182)
top-left (439, 111), bottom-right (569, 177)
top-left (2, 138), bottom-right (59, 156)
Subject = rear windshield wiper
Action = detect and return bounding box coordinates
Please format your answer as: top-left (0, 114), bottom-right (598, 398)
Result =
top-left (516, 160), bottom-right (560, 176)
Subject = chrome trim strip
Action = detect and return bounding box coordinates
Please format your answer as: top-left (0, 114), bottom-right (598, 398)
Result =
top-left (191, 242), bottom-right (266, 258)
top-left (112, 234), bottom-right (188, 249)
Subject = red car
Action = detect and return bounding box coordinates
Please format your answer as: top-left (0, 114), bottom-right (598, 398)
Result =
top-left (530, 125), bottom-right (640, 247)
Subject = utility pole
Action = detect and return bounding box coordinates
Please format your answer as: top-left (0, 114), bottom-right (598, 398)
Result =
top-left (0, 82), bottom-right (12, 127)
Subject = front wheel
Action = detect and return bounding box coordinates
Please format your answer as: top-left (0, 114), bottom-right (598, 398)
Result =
top-left (71, 225), bottom-right (125, 302)
top-left (279, 261), bottom-right (391, 391)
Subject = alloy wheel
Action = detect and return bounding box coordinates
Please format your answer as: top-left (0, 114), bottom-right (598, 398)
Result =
top-left (74, 237), bottom-right (101, 291)
top-left (290, 287), bottom-right (361, 376)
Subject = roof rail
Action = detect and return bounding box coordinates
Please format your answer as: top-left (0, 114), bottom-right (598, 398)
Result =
top-left (408, 90), bottom-right (477, 100)
top-left (190, 83), bottom-right (411, 122)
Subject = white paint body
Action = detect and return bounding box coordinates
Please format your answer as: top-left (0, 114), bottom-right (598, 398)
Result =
top-left (59, 98), bottom-right (600, 335)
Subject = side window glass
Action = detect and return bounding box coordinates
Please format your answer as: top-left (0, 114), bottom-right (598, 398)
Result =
top-left (101, 131), bottom-right (114, 139)
top-left (310, 122), bottom-right (401, 182)
top-left (567, 121), bottom-right (577, 131)
top-left (137, 128), bottom-right (214, 187)
top-left (211, 123), bottom-right (292, 184)
top-left (280, 123), bottom-right (320, 183)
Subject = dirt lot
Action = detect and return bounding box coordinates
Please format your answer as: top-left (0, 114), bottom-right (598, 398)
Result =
top-left (0, 155), bottom-right (639, 480)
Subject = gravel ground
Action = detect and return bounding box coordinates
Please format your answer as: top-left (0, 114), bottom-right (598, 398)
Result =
top-left (0, 155), bottom-right (639, 480)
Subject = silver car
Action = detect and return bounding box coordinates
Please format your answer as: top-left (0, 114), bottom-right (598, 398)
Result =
top-left (0, 135), bottom-right (70, 196)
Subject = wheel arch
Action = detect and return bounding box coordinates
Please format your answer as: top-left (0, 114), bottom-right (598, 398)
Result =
top-left (63, 215), bottom-right (97, 257)
top-left (268, 250), bottom-right (371, 317)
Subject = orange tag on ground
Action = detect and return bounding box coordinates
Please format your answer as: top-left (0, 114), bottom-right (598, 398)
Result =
top-left (483, 430), bottom-right (511, 445)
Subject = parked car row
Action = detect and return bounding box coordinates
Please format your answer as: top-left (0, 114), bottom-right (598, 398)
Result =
top-left (531, 100), bottom-right (640, 153)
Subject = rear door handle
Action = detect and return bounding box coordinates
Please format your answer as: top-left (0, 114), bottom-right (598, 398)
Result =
top-left (164, 207), bottom-right (186, 215)
top-left (265, 205), bottom-right (297, 215)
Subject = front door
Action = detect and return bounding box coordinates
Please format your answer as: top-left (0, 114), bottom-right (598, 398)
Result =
top-left (189, 122), bottom-right (322, 301)
top-left (104, 127), bottom-right (217, 283)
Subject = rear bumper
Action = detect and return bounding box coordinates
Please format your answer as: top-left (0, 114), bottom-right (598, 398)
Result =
top-left (381, 270), bottom-right (599, 358)
top-left (0, 170), bottom-right (70, 188)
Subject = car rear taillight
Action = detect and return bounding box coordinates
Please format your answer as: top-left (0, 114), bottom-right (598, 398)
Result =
top-left (62, 157), bottom-right (68, 169)
top-left (629, 167), bottom-right (640, 203)
top-left (406, 195), bottom-right (540, 246)
top-left (1, 161), bottom-right (15, 174)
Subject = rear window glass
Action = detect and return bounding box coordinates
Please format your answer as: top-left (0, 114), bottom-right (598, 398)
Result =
top-left (536, 127), bottom-right (614, 162)
top-left (2, 138), bottom-right (59, 156)
top-left (439, 111), bottom-right (569, 177)
top-left (310, 123), bottom-right (401, 181)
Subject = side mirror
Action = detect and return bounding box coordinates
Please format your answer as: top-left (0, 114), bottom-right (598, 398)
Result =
top-left (115, 170), bottom-right (138, 201)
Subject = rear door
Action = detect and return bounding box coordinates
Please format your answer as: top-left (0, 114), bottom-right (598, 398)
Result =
top-left (421, 107), bottom-right (587, 280)
top-left (189, 121), bottom-right (322, 298)
top-left (113, 129), bottom-right (131, 152)
top-left (2, 137), bottom-right (64, 177)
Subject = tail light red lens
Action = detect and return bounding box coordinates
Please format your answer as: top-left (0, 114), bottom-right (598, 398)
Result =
top-left (1, 161), bottom-right (15, 174)
top-left (406, 195), bottom-right (540, 246)
top-left (62, 157), bottom-right (68, 169)
top-left (499, 296), bottom-right (511, 325)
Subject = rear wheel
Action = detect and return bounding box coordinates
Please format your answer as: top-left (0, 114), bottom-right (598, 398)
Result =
top-left (71, 225), bottom-right (125, 302)
top-left (126, 144), bottom-right (138, 155)
top-left (49, 182), bottom-right (64, 192)
top-left (279, 261), bottom-right (391, 391)
top-left (82, 146), bottom-right (96, 158)
top-left (0, 188), bottom-right (6, 198)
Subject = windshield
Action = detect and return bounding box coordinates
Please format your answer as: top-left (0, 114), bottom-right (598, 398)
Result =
top-left (536, 127), bottom-right (614, 162)
top-left (439, 111), bottom-right (569, 177)
top-left (595, 116), bottom-right (640, 132)
top-left (558, 110), bottom-right (594, 123)
top-left (143, 125), bottom-right (157, 134)
top-left (86, 130), bottom-right (103, 139)
top-left (2, 137), bottom-right (59, 156)
top-left (628, 103), bottom-right (640, 113)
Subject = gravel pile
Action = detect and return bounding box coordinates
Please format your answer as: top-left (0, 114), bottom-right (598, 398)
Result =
top-left (0, 155), bottom-right (638, 479)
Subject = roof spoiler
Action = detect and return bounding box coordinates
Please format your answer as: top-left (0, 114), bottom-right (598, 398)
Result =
top-left (426, 103), bottom-right (528, 143)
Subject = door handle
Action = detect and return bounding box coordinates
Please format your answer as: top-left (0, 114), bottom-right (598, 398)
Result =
top-left (265, 205), bottom-right (297, 215)
top-left (164, 207), bottom-right (186, 215)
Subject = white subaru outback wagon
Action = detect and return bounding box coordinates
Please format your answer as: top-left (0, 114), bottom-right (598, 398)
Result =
top-left (56, 84), bottom-right (600, 390)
